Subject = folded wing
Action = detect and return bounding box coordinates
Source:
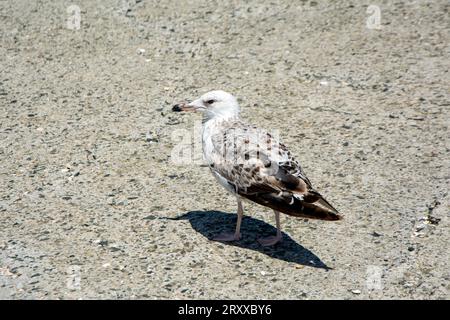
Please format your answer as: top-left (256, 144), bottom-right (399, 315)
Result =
top-left (209, 121), bottom-right (342, 221)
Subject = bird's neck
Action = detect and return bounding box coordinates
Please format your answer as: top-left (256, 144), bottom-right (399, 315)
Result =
top-left (201, 113), bottom-right (240, 145)
top-left (202, 111), bottom-right (240, 124)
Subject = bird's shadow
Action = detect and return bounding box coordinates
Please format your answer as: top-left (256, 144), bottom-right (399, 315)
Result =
top-left (165, 210), bottom-right (331, 270)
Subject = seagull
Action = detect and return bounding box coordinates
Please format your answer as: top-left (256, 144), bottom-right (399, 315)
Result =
top-left (172, 90), bottom-right (342, 246)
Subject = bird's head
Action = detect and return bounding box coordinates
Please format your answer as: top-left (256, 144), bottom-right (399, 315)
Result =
top-left (172, 90), bottom-right (240, 120)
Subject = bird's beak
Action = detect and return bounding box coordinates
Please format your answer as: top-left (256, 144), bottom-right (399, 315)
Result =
top-left (172, 99), bottom-right (204, 112)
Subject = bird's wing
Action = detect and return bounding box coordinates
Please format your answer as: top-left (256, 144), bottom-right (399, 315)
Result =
top-left (209, 120), bottom-right (341, 221)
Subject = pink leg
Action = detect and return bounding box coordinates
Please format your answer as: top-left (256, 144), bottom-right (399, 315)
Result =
top-left (213, 198), bottom-right (243, 241)
top-left (258, 210), bottom-right (282, 246)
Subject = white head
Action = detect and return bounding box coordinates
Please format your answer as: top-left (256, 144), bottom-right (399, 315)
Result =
top-left (172, 90), bottom-right (240, 121)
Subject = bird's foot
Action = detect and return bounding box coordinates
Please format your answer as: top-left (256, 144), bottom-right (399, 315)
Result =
top-left (213, 232), bottom-right (241, 242)
top-left (257, 234), bottom-right (282, 246)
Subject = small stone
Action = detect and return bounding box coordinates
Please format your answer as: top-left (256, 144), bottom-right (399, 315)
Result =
top-left (146, 131), bottom-right (158, 143)
top-left (427, 216), bottom-right (441, 225)
top-left (408, 246), bottom-right (415, 252)
top-left (352, 289), bottom-right (361, 294)
top-left (94, 239), bottom-right (108, 246)
top-left (137, 48), bottom-right (145, 55)
top-left (109, 244), bottom-right (122, 252)
top-left (415, 223), bottom-right (426, 232)
top-left (408, 116), bottom-right (425, 121)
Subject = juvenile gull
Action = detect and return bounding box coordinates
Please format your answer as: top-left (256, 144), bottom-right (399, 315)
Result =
top-left (172, 90), bottom-right (342, 246)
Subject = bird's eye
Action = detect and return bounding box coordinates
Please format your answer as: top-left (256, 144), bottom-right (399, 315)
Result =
top-left (206, 99), bottom-right (215, 104)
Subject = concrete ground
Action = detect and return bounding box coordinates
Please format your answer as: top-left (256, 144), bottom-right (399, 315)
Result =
top-left (0, 0), bottom-right (449, 299)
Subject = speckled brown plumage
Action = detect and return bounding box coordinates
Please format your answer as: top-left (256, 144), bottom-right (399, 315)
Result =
top-left (204, 118), bottom-right (341, 221)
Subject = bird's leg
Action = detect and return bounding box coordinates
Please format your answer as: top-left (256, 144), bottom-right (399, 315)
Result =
top-left (257, 210), bottom-right (282, 246)
top-left (213, 197), bottom-right (243, 242)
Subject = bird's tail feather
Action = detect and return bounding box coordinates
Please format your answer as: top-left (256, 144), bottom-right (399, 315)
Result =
top-left (243, 192), bottom-right (342, 221)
